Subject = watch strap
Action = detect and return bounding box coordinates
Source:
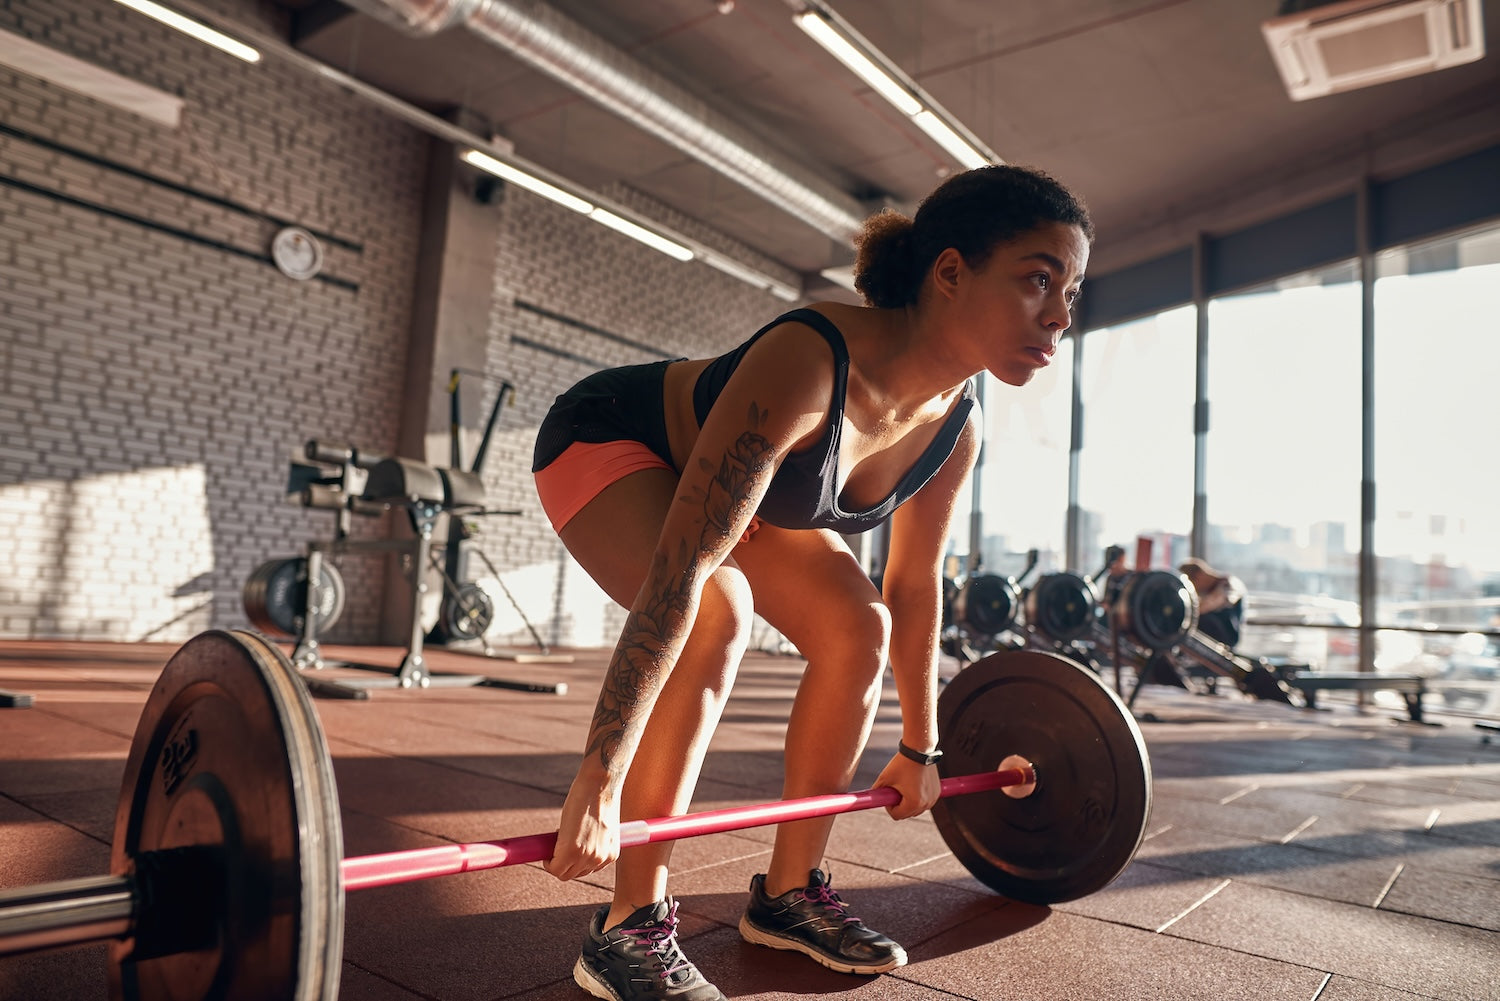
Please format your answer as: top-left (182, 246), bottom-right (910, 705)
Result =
top-left (897, 741), bottom-right (943, 766)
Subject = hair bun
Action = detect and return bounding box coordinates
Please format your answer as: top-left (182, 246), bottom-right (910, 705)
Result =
top-left (852, 209), bottom-right (918, 309)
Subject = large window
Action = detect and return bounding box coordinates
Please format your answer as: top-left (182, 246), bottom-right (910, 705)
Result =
top-left (973, 337), bottom-right (1076, 577)
top-left (1075, 306), bottom-right (1196, 572)
top-left (959, 213), bottom-right (1499, 718)
top-left (1373, 224), bottom-right (1500, 713)
top-left (1204, 263), bottom-right (1363, 669)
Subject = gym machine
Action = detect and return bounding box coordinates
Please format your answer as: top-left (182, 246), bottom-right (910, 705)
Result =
top-left (942, 551), bottom-right (1033, 664)
top-left (1088, 544), bottom-right (1294, 706)
top-left (944, 550), bottom-right (1110, 673)
top-left (943, 543), bottom-right (1295, 709)
top-left (243, 371), bottom-right (569, 700)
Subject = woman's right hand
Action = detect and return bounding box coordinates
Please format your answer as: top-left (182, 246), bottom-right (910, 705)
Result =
top-left (543, 774), bottom-right (620, 881)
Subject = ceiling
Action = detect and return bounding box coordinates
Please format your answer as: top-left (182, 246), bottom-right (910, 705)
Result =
top-left (274, 0), bottom-right (1500, 294)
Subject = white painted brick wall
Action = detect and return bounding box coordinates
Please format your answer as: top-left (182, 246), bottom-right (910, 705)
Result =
top-left (0, 0), bottom-right (797, 651)
top-left (0, 0), bottom-right (421, 642)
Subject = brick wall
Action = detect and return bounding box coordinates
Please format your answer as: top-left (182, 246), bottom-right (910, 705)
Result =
top-left (0, 0), bottom-right (795, 650)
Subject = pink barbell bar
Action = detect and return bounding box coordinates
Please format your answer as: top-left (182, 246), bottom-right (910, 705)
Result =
top-left (342, 762), bottom-right (1036, 893)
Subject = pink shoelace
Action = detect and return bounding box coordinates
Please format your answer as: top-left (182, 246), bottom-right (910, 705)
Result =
top-left (802, 882), bottom-right (859, 925)
top-left (621, 900), bottom-right (692, 981)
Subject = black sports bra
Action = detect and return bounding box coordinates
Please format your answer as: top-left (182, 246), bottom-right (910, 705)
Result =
top-left (692, 308), bottom-right (976, 533)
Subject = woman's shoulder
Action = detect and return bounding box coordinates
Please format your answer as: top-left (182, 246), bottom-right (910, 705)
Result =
top-left (736, 311), bottom-right (843, 382)
top-left (787, 301), bottom-right (880, 334)
top-left (724, 303), bottom-right (898, 403)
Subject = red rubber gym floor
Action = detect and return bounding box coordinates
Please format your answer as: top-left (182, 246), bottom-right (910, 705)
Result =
top-left (2, 638), bottom-right (1497, 1000)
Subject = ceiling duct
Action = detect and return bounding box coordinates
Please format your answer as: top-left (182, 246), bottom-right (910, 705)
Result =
top-left (1262, 0), bottom-right (1485, 101)
top-left (336, 0), bottom-right (868, 243)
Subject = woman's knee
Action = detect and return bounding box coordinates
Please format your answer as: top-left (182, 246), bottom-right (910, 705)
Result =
top-left (800, 594), bottom-right (892, 679)
top-left (687, 564), bottom-right (755, 679)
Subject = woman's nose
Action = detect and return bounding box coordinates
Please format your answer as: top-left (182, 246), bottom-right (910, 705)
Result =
top-left (1046, 293), bottom-right (1073, 331)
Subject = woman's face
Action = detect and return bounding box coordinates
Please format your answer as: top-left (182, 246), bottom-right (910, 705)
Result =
top-left (958, 221), bottom-right (1090, 387)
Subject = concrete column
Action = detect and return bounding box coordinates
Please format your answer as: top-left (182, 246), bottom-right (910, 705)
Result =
top-left (382, 111), bottom-right (503, 645)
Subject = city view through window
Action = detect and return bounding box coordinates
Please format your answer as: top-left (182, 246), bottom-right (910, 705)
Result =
top-left (943, 222), bottom-right (1499, 719)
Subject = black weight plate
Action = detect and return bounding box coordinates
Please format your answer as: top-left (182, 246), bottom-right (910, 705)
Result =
top-left (1115, 571), bottom-right (1196, 650)
top-left (940, 576), bottom-right (958, 629)
top-left (1024, 572), bottom-right (1098, 642)
top-left (109, 630), bottom-right (344, 1001)
top-left (243, 558), bottom-right (346, 638)
top-left (952, 574), bottom-right (1018, 637)
top-left (443, 583), bottom-right (495, 640)
top-left (932, 649), bottom-right (1151, 904)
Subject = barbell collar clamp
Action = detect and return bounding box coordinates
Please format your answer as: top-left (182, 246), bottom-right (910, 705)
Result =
top-left (997, 755), bottom-right (1038, 799)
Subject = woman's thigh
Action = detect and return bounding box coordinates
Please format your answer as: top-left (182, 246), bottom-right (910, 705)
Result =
top-left (731, 523), bottom-right (889, 665)
top-left (556, 467), bottom-right (681, 608)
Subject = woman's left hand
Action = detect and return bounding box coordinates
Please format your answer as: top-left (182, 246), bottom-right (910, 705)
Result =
top-left (873, 751), bottom-right (943, 820)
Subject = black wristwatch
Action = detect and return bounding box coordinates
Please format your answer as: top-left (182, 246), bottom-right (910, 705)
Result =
top-left (897, 741), bottom-right (943, 766)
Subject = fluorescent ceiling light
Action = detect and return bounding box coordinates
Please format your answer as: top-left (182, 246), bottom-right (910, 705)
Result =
top-left (701, 251), bottom-right (773, 286)
top-left (0, 28), bottom-right (183, 126)
top-left (462, 150), bottom-right (595, 214)
top-left (705, 254), bottom-right (802, 300)
top-left (818, 265), bottom-right (859, 294)
top-left (109, 0), bottom-right (260, 63)
top-left (589, 209), bottom-right (695, 262)
top-left (793, 10), bottom-right (921, 116)
top-left (701, 252), bottom-right (800, 300)
top-left (911, 111), bottom-right (989, 170)
top-left (794, 7), bottom-right (993, 169)
top-left (699, 251), bottom-right (776, 286)
top-left (467, 149), bottom-right (802, 280)
top-left (467, 149), bottom-right (709, 266)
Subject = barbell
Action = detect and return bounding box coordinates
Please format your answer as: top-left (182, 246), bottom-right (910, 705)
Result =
top-left (0, 630), bottom-right (1153, 999)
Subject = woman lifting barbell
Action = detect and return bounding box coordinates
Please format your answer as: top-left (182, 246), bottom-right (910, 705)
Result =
top-left (531, 164), bottom-right (1093, 1001)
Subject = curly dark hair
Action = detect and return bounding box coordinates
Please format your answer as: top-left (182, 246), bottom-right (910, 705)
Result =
top-left (853, 165), bottom-right (1093, 309)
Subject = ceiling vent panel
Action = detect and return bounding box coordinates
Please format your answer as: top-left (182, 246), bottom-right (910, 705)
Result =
top-left (1262, 0), bottom-right (1485, 100)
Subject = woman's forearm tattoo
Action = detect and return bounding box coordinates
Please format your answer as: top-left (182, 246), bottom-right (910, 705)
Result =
top-left (690, 402), bottom-right (775, 551)
top-left (585, 402), bottom-right (775, 771)
top-left (585, 551), bottom-right (688, 765)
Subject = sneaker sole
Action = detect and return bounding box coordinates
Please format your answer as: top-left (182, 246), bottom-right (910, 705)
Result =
top-left (572, 956), bottom-right (623, 1001)
top-left (737, 915), bottom-right (907, 975)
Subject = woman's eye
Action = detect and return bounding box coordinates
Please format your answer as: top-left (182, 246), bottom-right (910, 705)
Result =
top-left (1033, 273), bottom-right (1050, 290)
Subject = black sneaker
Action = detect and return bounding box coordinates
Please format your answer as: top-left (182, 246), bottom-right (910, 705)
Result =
top-left (573, 898), bottom-right (726, 1001)
top-left (738, 869), bottom-right (907, 974)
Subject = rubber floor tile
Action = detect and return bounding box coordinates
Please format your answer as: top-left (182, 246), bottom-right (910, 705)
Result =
top-left (1137, 830), bottom-right (1418, 906)
top-left (1056, 858), bottom-right (1247, 931)
top-left (1376, 861), bottom-right (1500, 931)
top-left (1161, 879), bottom-right (1500, 999)
top-left (1316, 974), bottom-right (1450, 1000)
top-left (903, 905), bottom-right (1328, 1001)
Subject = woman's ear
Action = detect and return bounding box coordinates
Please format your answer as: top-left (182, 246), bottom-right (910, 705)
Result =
top-left (930, 247), bottom-right (966, 302)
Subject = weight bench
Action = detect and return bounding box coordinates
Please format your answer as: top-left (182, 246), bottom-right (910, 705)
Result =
top-left (1286, 672), bottom-right (1428, 722)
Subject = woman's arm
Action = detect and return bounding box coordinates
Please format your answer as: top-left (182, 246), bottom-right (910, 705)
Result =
top-left (544, 324), bottom-right (836, 880)
top-left (874, 404), bottom-right (983, 819)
